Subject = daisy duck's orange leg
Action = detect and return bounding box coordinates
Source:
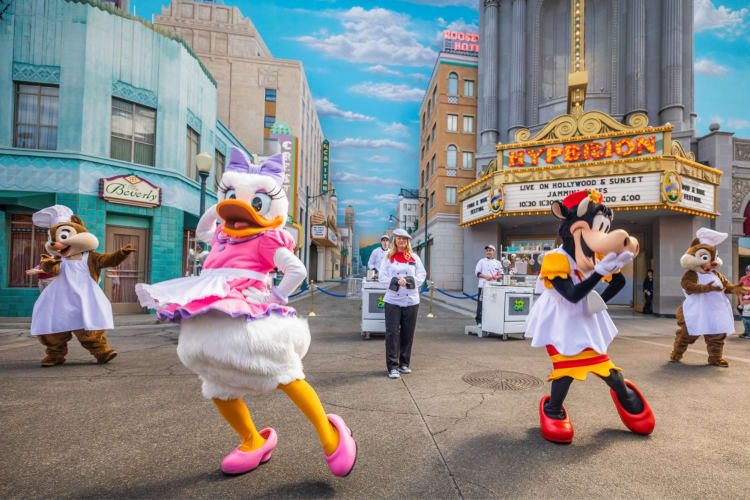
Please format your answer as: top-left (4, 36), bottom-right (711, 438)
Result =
top-left (212, 398), bottom-right (265, 452)
top-left (279, 379), bottom-right (357, 477)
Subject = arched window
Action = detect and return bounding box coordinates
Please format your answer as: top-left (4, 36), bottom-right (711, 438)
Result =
top-left (447, 145), bottom-right (457, 168)
top-left (448, 73), bottom-right (458, 95)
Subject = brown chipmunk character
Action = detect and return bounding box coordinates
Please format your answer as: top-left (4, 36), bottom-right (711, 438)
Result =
top-left (671, 228), bottom-right (747, 367)
top-left (30, 205), bottom-right (135, 367)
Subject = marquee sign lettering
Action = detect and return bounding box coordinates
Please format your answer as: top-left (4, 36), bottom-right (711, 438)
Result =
top-left (461, 190), bottom-right (491, 224)
top-left (321, 139), bottom-right (330, 194)
top-left (270, 132), bottom-right (298, 222)
top-left (99, 174), bottom-right (161, 208)
top-left (443, 30), bottom-right (479, 54)
top-left (501, 132), bottom-right (665, 169)
top-left (679, 177), bottom-right (714, 214)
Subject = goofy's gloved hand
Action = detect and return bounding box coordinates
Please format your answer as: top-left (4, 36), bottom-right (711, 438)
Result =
top-left (594, 251), bottom-right (634, 276)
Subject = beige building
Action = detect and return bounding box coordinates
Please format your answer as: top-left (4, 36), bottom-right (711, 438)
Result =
top-left (155, 0), bottom-right (338, 279)
top-left (414, 50), bottom-right (478, 289)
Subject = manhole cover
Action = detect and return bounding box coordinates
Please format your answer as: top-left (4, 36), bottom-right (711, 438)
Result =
top-left (461, 370), bottom-right (543, 391)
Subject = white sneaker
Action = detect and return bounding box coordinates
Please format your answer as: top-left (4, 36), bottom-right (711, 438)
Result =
top-left (398, 365), bottom-right (411, 374)
top-left (388, 369), bottom-right (401, 379)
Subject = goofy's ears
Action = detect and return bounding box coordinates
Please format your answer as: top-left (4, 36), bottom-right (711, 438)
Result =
top-left (551, 201), bottom-right (568, 220)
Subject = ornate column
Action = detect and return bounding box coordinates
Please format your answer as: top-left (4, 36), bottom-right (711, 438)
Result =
top-left (659, 0), bottom-right (684, 127)
top-left (625, 0), bottom-right (646, 117)
top-left (479, 0), bottom-right (500, 155)
top-left (508, 0), bottom-right (526, 136)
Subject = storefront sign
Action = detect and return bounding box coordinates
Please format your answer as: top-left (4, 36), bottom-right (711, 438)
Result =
top-left (461, 190), bottom-right (491, 224)
top-left (311, 225), bottom-right (326, 239)
top-left (270, 132), bottom-right (298, 221)
top-left (328, 228), bottom-right (338, 246)
top-left (321, 139), bottom-right (330, 194)
top-left (501, 132), bottom-right (665, 169)
top-left (443, 30), bottom-right (479, 54)
top-left (502, 173), bottom-right (662, 212)
top-left (99, 174), bottom-right (161, 208)
top-left (679, 177), bottom-right (715, 214)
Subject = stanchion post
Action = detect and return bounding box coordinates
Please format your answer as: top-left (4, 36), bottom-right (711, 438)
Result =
top-left (427, 280), bottom-right (435, 318)
top-left (309, 280), bottom-right (317, 317)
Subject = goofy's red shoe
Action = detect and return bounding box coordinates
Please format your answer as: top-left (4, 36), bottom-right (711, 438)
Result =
top-left (539, 395), bottom-right (574, 443)
top-left (610, 379), bottom-right (655, 435)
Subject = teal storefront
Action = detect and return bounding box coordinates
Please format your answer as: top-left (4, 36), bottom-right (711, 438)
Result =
top-left (0, 0), bottom-right (250, 316)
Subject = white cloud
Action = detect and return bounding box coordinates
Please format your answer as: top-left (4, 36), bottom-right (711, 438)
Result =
top-left (352, 188), bottom-right (366, 193)
top-left (694, 0), bottom-right (748, 35)
top-left (374, 193), bottom-right (399, 203)
top-left (726, 118), bottom-right (750, 129)
top-left (365, 65), bottom-right (403, 77)
top-left (367, 154), bottom-right (391, 163)
top-left (332, 137), bottom-right (411, 152)
top-left (332, 171), bottom-right (402, 186)
top-left (358, 208), bottom-right (383, 217)
top-left (293, 7), bottom-right (437, 67)
top-left (409, 72), bottom-right (430, 82)
top-left (340, 199), bottom-right (369, 205)
top-left (402, 0), bottom-right (477, 8)
top-left (314, 98), bottom-right (375, 121)
top-left (350, 82), bottom-right (425, 102)
top-left (694, 58), bottom-right (730, 77)
top-left (383, 122), bottom-right (410, 136)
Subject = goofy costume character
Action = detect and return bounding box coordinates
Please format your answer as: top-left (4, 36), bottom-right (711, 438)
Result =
top-left (525, 189), bottom-right (655, 443)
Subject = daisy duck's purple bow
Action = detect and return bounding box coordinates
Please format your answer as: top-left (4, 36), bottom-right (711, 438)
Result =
top-left (226, 147), bottom-right (284, 185)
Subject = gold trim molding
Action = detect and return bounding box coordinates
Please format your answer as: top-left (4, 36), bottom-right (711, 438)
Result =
top-left (509, 111), bottom-right (654, 145)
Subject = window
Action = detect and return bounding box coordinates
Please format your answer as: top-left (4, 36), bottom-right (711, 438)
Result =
top-left (432, 85), bottom-right (437, 106)
top-left (462, 151), bottom-right (474, 169)
top-left (421, 146), bottom-right (425, 159)
top-left (186, 126), bottom-right (200, 180)
top-left (448, 72), bottom-right (458, 95)
top-left (431, 155), bottom-right (436, 174)
top-left (446, 186), bottom-right (457, 205)
top-left (427, 99), bottom-right (432, 117)
top-left (421, 112), bottom-right (426, 131)
top-left (447, 114), bottom-right (458, 132)
top-left (8, 213), bottom-right (48, 287)
top-left (429, 191), bottom-right (435, 209)
top-left (14, 83), bottom-right (59, 150)
top-left (264, 115), bottom-right (275, 129)
top-left (431, 123), bottom-right (436, 143)
top-left (447, 145), bottom-right (457, 168)
top-left (464, 79), bottom-right (475, 97)
top-left (111, 97), bottom-right (156, 166)
top-left (463, 115), bottom-right (474, 133)
top-left (425, 162), bottom-right (430, 182)
top-left (214, 149), bottom-right (225, 189)
top-left (265, 88), bottom-right (277, 102)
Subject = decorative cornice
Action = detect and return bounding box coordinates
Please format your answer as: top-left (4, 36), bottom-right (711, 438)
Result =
top-left (187, 109), bottom-right (202, 134)
top-left (12, 62), bottom-right (61, 84)
top-left (510, 111), bottom-right (653, 144)
top-left (112, 80), bottom-right (157, 108)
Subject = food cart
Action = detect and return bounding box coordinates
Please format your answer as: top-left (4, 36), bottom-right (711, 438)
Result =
top-left (361, 276), bottom-right (388, 340)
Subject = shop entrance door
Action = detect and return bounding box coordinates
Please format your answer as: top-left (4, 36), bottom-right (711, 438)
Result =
top-left (103, 226), bottom-right (149, 313)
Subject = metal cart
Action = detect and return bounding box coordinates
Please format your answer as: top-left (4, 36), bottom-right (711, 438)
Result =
top-left (360, 279), bottom-right (388, 340)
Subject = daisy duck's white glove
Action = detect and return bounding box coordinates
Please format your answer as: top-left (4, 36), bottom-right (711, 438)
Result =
top-left (196, 204), bottom-right (219, 244)
top-left (594, 251), bottom-right (634, 276)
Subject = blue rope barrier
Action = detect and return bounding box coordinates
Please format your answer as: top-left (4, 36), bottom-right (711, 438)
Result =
top-left (289, 285), bottom-right (308, 298)
top-left (314, 286), bottom-right (348, 298)
top-left (434, 288), bottom-right (479, 300)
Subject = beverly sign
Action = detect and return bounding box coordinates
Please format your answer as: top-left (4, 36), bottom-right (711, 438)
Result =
top-left (99, 174), bottom-right (161, 208)
top-left (500, 132), bottom-right (665, 169)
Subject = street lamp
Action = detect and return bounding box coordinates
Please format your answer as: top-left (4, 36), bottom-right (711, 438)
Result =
top-left (399, 187), bottom-right (430, 278)
top-left (195, 152), bottom-right (213, 217)
top-left (303, 185), bottom-right (337, 288)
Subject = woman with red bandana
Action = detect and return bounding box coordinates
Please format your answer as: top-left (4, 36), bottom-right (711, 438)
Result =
top-left (378, 228), bottom-right (426, 379)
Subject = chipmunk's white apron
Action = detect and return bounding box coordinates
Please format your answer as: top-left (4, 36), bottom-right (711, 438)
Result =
top-left (682, 272), bottom-right (735, 336)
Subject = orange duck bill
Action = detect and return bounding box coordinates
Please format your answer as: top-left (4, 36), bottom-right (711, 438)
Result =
top-left (216, 199), bottom-right (283, 237)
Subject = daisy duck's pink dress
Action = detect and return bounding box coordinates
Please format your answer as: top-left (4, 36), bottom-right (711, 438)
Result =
top-left (138, 226), bottom-right (296, 323)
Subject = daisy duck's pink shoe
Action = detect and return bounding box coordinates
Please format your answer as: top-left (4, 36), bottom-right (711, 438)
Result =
top-left (324, 414), bottom-right (357, 477)
top-left (221, 428), bottom-right (277, 475)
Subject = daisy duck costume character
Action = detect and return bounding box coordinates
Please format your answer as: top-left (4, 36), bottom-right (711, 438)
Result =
top-left (525, 189), bottom-right (655, 443)
top-left (135, 147), bottom-right (356, 476)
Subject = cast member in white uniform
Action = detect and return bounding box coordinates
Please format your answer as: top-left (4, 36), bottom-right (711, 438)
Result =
top-left (367, 234), bottom-right (390, 277)
top-left (474, 244), bottom-right (503, 327)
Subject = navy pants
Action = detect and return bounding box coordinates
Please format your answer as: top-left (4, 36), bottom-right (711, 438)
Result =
top-left (384, 303), bottom-right (419, 371)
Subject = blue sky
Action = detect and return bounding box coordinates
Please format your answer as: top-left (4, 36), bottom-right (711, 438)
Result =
top-left (133, 0), bottom-right (750, 246)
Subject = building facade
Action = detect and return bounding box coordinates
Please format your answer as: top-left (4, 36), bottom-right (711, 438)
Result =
top-left (465, 0), bottom-right (747, 316)
top-left (0, 0), bottom-right (249, 316)
top-left (153, 1), bottom-right (336, 279)
top-left (414, 50), bottom-right (478, 289)
top-left (395, 189), bottom-right (419, 231)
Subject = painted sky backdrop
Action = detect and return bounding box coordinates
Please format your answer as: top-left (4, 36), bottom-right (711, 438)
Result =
top-left (134, 0), bottom-right (750, 246)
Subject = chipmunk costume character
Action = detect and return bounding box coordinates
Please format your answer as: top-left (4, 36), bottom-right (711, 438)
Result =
top-left (525, 190), bottom-right (655, 443)
top-left (30, 205), bottom-right (134, 367)
top-left (670, 228), bottom-right (747, 367)
top-left (135, 147), bottom-right (356, 477)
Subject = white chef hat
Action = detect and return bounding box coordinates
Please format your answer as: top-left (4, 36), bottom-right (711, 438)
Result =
top-left (696, 227), bottom-right (727, 247)
top-left (32, 205), bottom-right (73, 228)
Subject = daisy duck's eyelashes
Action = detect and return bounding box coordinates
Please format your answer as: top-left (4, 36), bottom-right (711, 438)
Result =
top-left (218, 181), bottom-right (236, 200)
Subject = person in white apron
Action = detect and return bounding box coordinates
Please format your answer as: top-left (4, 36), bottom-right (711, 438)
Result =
top-left (671, 228), bottom-right (747, 367)
top-left (29, 205), bottom-right (135, 367)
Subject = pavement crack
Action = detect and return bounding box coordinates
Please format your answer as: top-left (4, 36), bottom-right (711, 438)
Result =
top-left (321, 400), bottom-right (419, 417)
top-left (401, 377), bottom-right (464, 500)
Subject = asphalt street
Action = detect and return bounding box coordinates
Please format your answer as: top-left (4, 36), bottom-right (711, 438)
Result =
top-left (1, 285), bottom-right (749, 499)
